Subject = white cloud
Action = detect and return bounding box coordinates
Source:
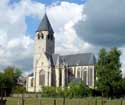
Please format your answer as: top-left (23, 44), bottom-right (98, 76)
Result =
top-left (120, 48), bottom-right (125, 77)
top-left (0, 0), bottom-right (44, 71)
top-left (46, 2), bottom-right (94, 54)
top-left (0, 0), bottom-right (124, 76)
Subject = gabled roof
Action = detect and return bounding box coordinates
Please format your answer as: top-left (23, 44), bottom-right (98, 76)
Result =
top-left (36, 13), bottom-right (54, 33)
top-left (51, 53), bottom-right (96, 66)
top-left (28, 73), bottom-right (33, 77)
top-left (61, 53), bottom-right (96, 66)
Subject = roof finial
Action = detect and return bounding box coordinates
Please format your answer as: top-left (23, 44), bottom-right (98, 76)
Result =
top-left (36, 5), bottom-right (54, 33)
top-left (45, 5), bottom-right (47, 15)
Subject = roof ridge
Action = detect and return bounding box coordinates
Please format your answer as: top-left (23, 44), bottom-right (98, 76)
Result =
top-left (62, 52), bottom-right (93, 57)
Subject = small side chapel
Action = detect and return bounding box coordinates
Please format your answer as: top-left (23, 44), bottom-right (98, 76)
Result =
top-left (26, 13), bottom-right (96, 92)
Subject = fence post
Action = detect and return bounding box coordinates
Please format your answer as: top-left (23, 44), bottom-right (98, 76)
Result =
top-left (95, 98), bottom-right (97, 105)
top-left (121, 100), bottom-right (123, 105)
top-left (54, 99), bottom-right (56, 105)
top-left (101, 98), bottom-right (103, 105)
top-left (20, 94), bottom-right (24, 105)
top-left (77, 98), bottom-right (80, 105)
top-left (18, 98), bottom-right (20, 105)
top-left (88, 100), bottom-right (89, 105)
top-left (39, 100), bottom-right (42, 105)
top-left (63, 96), bottom-right (65, 105)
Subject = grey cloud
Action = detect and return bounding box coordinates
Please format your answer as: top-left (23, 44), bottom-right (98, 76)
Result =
top-left (75, 0), bottom-right (125, 47)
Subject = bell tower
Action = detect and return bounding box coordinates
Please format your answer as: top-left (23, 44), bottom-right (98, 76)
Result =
top-left (34, 13), bottom-right (55, 92)
top-left (35, 13), bottom-right (55, 55)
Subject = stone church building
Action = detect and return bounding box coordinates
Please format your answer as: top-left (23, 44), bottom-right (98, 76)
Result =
top-left (26, 13), bottom-right (96, 92)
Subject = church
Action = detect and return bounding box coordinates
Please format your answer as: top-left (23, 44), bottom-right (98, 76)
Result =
top-left (26, 13), bottom-right (96, 92)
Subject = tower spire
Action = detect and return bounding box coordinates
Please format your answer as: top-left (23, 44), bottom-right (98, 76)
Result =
top-left (36, 7), bottom-right (54, 33)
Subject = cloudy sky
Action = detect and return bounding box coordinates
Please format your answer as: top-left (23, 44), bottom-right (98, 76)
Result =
top-left (0, 0), bottom-right (125, 76)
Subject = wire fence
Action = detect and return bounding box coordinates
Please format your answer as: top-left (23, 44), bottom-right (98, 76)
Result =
top-left (5, 97), bottom-right (125, 105)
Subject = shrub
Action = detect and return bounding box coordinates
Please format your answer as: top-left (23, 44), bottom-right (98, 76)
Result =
top-left (41, 81), bottom-right (92, 98)
top-left (68, 81), bottom-right (91, 97)
top-left (42, 86), bottom-right (56, 97)
top-left (12, 86), bottom-right (26, 94)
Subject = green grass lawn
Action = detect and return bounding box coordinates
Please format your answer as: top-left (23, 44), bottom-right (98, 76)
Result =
top-left (6, 97), bottom-right (125, 105)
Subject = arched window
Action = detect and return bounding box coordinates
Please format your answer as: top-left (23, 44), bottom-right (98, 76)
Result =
top-left (38, 34), bottom-right (40, 39)
top-left (51, 35), bottom-right (53, 40)
top-left (68, 68), bottom-right (74, 82)
top-left (77, 68), bottom-right (80, 78)
top-left (39, 70), bottom-right (45, 85)
top-left (31, 78), bottom-right (33, 87)
top-left (41, 33), bottom-right (44, 39)
top-left (83, 71), bottom-right (87, 85)
top-left (47, 35), bottom-right (50, 39)
top-left (88, 68), bottom-right (93, 86)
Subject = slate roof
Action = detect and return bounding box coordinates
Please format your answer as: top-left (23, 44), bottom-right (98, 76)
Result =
top-left (36, 13), bottom-right (54, 33)
top-left (28, 73), bottom-right (33, 77)
top-left (51, 53), bottom-right (96, 66)
top-left (51, 54), bottom-right (60, 65)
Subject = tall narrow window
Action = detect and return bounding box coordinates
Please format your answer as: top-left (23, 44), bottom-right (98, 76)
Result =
top-left (39, 70), bottom-right (45, 85)
top-left (38, 34), bottom-right (40, 39)
top-left (48, 35), bottom-right (50, 39)
top-left (88, 68), bottom-right (93, 86)
top-left (41, 33), bottom-right (44, 39)
top-left (51, 35), bottom-right (53, 40)
top-left (77, 68), bottom-right (80, 78)
top-left (68, 68), bottom-right (74, 83)
top-left (31, 78), bottom-right (34, 87)
top-left (83, 71), bottom-right (87, 85)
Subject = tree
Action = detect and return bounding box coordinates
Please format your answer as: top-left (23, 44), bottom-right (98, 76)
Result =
top-left (0, 66), bottom-right (22, 95)
top-left (12, 86), bottom-right (26, 94)
top-left (121, 78), bottom-right (125, 95)
top-left (96, 48), bottom-right (122, 97)
top-left (4, 66), bottom-right (22, 87)
top-left (0, 72), bottom-right (5, 88)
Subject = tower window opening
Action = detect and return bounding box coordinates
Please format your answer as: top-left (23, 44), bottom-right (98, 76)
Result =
top-left (51, 35), bottom-right (53, 40)
top-left (41, 34), bottom-right (44, 39)
top-left (48, 35), bottom-right (50, 39)
top-left (38, 34), bottom-right (40, 39)
top-left (31, 78), bottom-right (34, 87)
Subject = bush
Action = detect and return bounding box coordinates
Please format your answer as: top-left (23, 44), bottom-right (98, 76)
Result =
top-left (42, 86), bottom-right (56, 97)
top-left (68, 81), bottom-right (91, 98)
top-left (41, 81), bottom-right (91, 98)
top-left (12, 86), bottom-right (26, 94)
top-left (56, 87), bottom-right (64, 97)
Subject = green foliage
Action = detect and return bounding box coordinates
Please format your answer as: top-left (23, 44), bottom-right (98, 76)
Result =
top-left (121, 78), bottom-right (125, 95)
top-left (42, 86), bottom-right (56, 97)
top-left (0, 72), bottom-right (5, 88)
top-left (0, 66), bottom-right (22, 95)
top-left (96, 48), bottom-right (122, 97)
top-left (68, 81), bottom-right (91, 97)
top-left (56, 87), bottom-right (64, 97)
top-left (41, 81), bottom-right (91, 98)
top-left (12, 86), bottom-right (26, 94)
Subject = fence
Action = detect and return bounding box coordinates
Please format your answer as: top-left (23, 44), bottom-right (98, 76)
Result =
top-left (6, 97), bottom-right (125, 105)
